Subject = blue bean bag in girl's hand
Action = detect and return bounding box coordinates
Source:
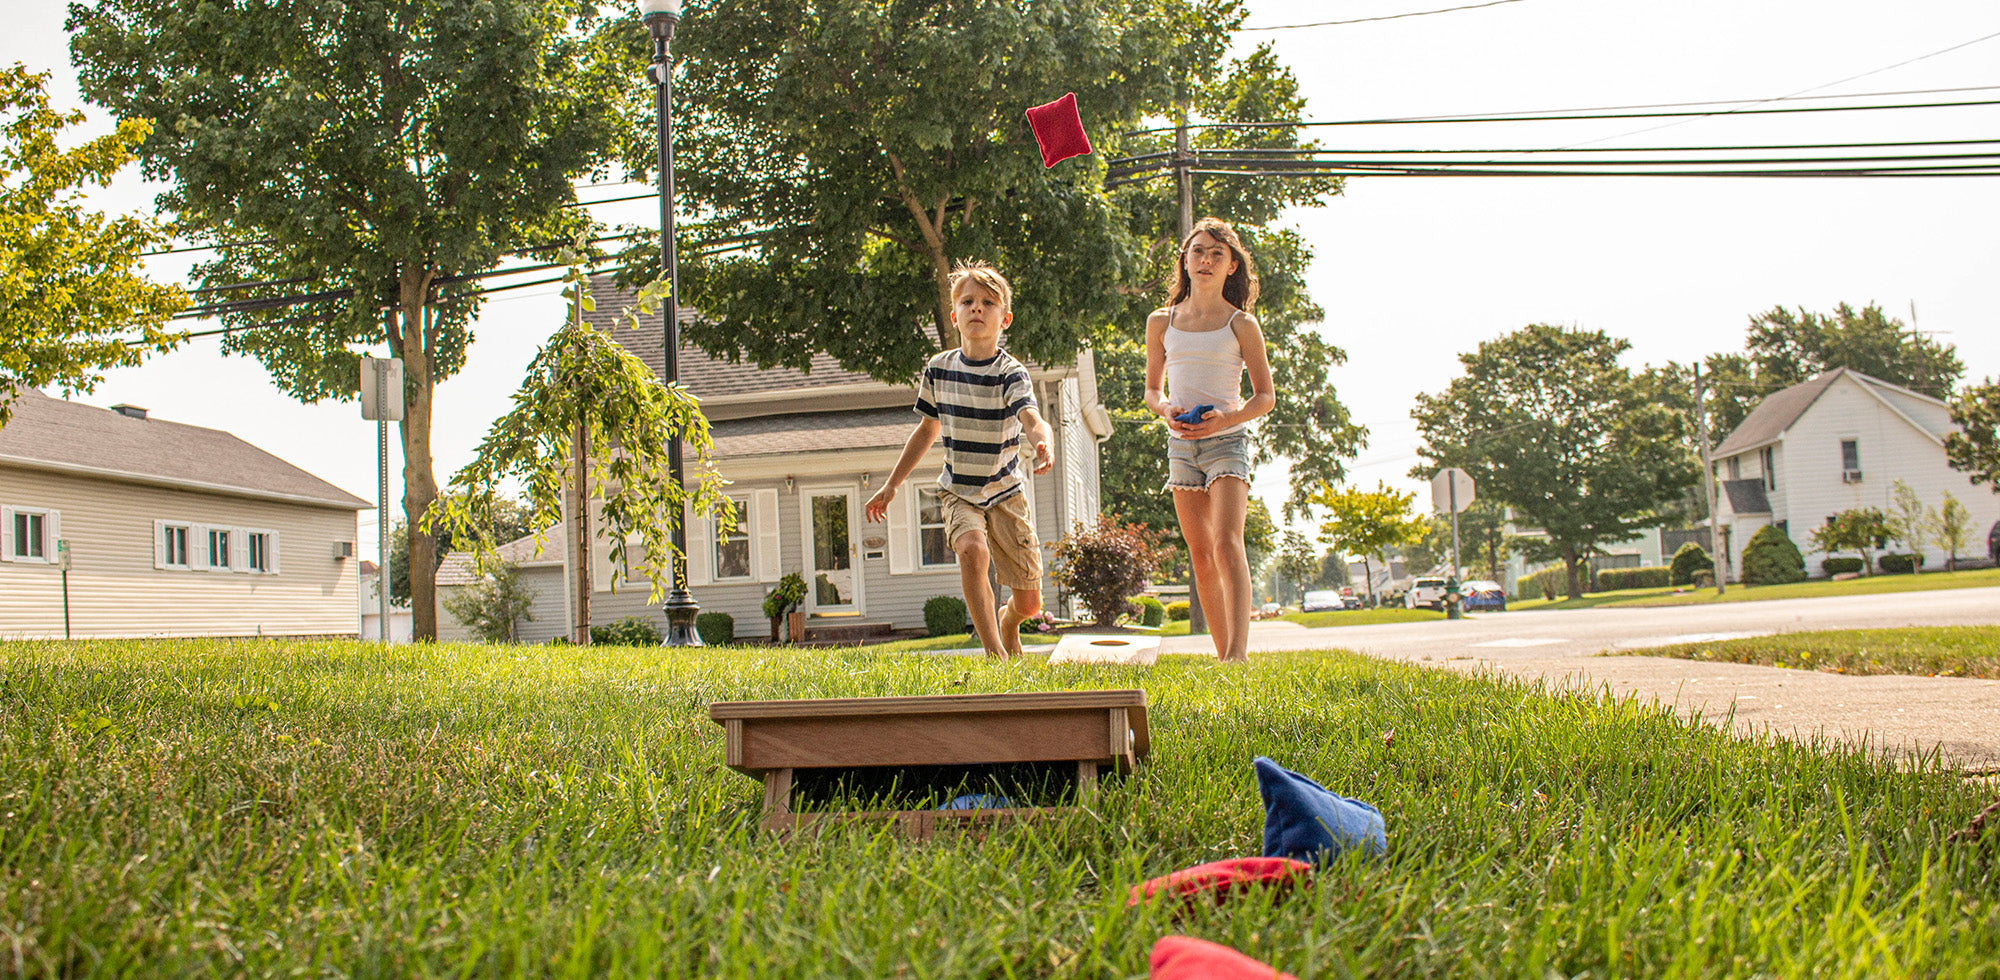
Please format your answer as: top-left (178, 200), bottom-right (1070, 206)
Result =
top-left (1174, 404), bottom-right (1214, 425)
top-left (1254, 756), bottom-right (1386, 862)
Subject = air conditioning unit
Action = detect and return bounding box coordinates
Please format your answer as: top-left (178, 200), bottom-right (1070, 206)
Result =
top-left (1842, 469), bottom-right (1864, 484)
top-left (333, 541), bottom-right (355, 559)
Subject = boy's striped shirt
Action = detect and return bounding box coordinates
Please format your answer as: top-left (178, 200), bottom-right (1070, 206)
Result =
top-left (914, 348), bottom-right (1037, 508)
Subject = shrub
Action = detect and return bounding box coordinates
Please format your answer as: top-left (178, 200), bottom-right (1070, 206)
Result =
top-left (1878, 553), bottom-right (1925, 575)
top-left (762, 573), bottom-right (806, 619)
top-left (1690, 569), bottom-right (1714, 588)
top-left (1135, 596), bottom-right (1166, 627)
top-left (440, 561), bottom-right (535, 643)
top-left (923, 595), bottom-right (969, 637)
top-left (1669, 542), bottom-right (1710, 585)
top-left (1166, 600), bottom-right (1190, 621)
top-left (1820, 556), bottom-right (1866, 576)
top-left (1597, 566), bottom-right (1670, 591)
top-left (589, 616), bottom-right (662, 647)
top-left (1516, 566), bottom-right (1567, 600)
top-left (694, 612), bottom-right (735, 645)
top-left (1051, 515), bottom-right (1170, 627)
top-left (1741, 525), bottom-right (1805, 585)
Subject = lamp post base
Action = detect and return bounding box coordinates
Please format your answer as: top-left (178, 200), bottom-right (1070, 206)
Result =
top-left (662, 589), bottom-right (703, 647)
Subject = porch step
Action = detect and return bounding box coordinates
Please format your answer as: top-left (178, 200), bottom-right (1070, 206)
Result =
top-left (799, 620), bottom-right (901, 646)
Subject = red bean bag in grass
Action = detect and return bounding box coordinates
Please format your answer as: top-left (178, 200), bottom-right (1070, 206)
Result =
top-left (1126, 857), bottom-right (1313, 911)
top-left (1024, 92), bottom-right (1093, 168)
top-left (1149, 936), bottom-right (1299, 980)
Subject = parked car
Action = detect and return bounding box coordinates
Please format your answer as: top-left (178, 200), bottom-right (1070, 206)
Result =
top-left (1301, 589), bottom-right (1342, 613)
top-left (1405, 576), bottom-right (1448, 610)
top-left (1259, 601), bottom-right (1282, 618)
top-left (1460, 580), bottom-right (1507, 612)
top-left (1339, 587), bottom-right (1361, 609)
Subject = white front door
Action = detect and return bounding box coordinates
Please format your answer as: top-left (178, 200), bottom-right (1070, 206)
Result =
top-left (800, 486), bottom-right (862, 615)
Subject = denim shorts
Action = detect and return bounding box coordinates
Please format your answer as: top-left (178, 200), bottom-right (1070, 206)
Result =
top-left (1165, 430), bottom-right (1252, 491)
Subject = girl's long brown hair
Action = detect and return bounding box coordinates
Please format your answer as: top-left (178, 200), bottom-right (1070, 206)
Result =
top-left (1168, 217), bottom-right (1260, 311)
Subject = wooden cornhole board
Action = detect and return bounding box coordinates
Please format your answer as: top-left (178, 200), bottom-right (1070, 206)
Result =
top-left (710, 689), bottom-right (1150, 839)
top-left (1049, 633), bottom-right (1161, 665)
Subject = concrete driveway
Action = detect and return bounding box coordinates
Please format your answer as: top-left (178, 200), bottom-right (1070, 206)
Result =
top-left (1160, 587), bottom-right (2000, 768)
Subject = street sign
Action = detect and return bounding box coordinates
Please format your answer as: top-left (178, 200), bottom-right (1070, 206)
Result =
top-left (55, 538), bottom-right (70, 571)
top-left (359, 356), bottom-right (405, 421)
top-left (1430, 468), bottom-right (1475, 514)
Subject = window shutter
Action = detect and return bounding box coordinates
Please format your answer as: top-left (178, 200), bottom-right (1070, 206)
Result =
top-left (888, 488), bottom-right (914, 574)
top-left (267, 531), bottom-right (281, 574)
top-left (154, 520), bottom-right (168, 570)
top-left (232, 527), bottom-right (250, 573)
top-left (686, 500), bottom-right (712, 586)
top-left (191, 524), bottom-right (210, 570)
top-left (753, 489), bottom-right (780, 582)
top-left (1, 506), bottom-right (13, 562)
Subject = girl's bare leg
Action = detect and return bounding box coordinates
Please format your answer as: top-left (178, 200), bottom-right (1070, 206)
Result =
top-left (1204, 477), bottom-right (1253, 661)
top-left (1173, 487), bottom-right (1230, 659)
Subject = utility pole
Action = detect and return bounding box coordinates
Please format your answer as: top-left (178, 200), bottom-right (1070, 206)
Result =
top-left (1694, 364), bottom-right (1726, 595)
top-left (1174, 111), bottom-right (1208, 637)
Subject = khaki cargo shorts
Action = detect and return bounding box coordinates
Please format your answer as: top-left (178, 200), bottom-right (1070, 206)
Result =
top-left (940, 490), bottom-right (1043, 591)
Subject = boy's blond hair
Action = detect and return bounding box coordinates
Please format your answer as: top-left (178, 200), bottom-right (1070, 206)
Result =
top-left (948, 259), bottom-right (1013, 313)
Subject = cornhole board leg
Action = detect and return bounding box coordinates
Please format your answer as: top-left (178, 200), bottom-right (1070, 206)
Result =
top-left (762, 767), bottom-right (793, 825)
top-left (1076, 760), bottom-right (1098, 801)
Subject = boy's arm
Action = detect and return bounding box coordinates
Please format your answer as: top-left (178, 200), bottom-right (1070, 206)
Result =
top-left (865, 418), bottom-right (942, 522)
top-left (1019, 407), bottom-right (1054, 475)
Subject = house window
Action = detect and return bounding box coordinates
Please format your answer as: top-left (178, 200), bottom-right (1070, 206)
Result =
top-left (917, 487), bottom-right (955, 567)
top-left (163, 524), bottom-right (191, 568)
top-left (1760, 447), bottom-right (1776, 491)
top-left (1840, 439), bottom-right (1860, 470)
top-left (1726, 456), bottom-right (1741, 480)
top-left (208, 528), bottom-right (231, 570)
top-left (712, 497), bottom-right (751, 581)
top-left (11, 508), bottom-right (50, 560)
top-left (247, 532), bottom-right (273, 572)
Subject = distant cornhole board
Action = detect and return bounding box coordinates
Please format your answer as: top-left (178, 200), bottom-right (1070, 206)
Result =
top-left (1049, 632), bottom-right (1161, 665)
top-left (710, 690), bottom-right (1150, 839)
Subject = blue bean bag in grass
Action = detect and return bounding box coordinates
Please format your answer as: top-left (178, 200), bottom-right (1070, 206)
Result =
top-left (1254, 756), bottom-right (1386, 863)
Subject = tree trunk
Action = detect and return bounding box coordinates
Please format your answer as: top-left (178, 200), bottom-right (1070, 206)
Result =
top-left (568, 415), bottom-right (592, 645)
top-left (1362, 556), bottom-right (1374, 605)
top-left (396, 272), bottom-right (441, 641)
top-left (1562, 546), bottom-right (1583, 599)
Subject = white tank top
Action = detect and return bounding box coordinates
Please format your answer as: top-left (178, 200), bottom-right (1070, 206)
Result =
top-left (1164, 306), bottom-right (1247, 440)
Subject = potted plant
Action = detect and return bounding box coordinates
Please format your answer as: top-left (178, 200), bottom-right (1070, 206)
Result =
top-left (763, 573), bottom-right (807, 644)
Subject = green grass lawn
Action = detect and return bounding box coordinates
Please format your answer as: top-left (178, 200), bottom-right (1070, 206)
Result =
top-left (1606, 626), bottom-right (2000, 680)
top-left (852, 632), bottom-right (1062, 654)
top-left (1510, 566), bottom-right (2000, 611)
top-left (1281, 608), bottom-right (1445, 628)
top-left (4, 638), bottom-right (1997, 977)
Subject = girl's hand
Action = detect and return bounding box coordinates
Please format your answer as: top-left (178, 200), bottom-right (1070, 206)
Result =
top-left (1169, 407), bottom-right (1224, 439)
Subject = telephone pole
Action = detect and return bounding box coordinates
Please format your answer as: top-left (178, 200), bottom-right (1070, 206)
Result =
top-left (1175, 111), bottom-right (1209, 637)
top-left (1694, 364), bottom-right (1726, 595)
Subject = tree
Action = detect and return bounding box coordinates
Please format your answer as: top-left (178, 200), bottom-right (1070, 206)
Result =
top-left (1307, 480), bottom-right (1427, 605)
top-left (1933, 491), bottom-right (1972, 572)
top-left (1809, 507), bottom-right (1890, 575)
top-left (388, 493), bottom-right (540, 607)
top-left (70, 0), bottom-right (634, 638)
top-left (1314, 548), bottom-right (1350, 589)
top-left (0, 64), bottom-right (182, 425)
top-left (1705, 304), bottom-right (1964, 437)
top-left (1271, 530), bottom-right (1317, 606)
top-left (1412, 325), bottom-right (1698, 599)
top-left (440, 561), bottom-right (537, 643)
top-left (1945, 378), bottom-right (2000, 491)
top-left (1886, 479), bottom-right (1935, 574)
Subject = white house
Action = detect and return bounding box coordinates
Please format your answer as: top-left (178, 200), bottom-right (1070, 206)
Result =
top-left (357, 561), bottom-right (415, 642)
top-left (1710, 367), bottom-right (2000, 575)
top-left (435, 279), bottom-right (1113, 643)
top-left (0, 389), bottom-right (370, 638)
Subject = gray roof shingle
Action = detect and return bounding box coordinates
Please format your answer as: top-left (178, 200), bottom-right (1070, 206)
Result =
top-left (1721, 479), bottom-right (1772, 515)
top-left (584, 279), bottom-right (880, 398)
top-left (0, 388), bottom-right (369, 509)
top-left (708, 406), bottom-right (916, 458)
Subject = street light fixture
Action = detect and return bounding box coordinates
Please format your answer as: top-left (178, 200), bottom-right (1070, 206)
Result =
top-left (641, 0), bottom-right (701, 646)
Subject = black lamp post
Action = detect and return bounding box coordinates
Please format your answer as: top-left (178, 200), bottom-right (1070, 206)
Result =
top-left (640, 0), bottom-right (701, 646)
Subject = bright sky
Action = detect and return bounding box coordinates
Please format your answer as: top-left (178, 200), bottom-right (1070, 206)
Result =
top-left (8, 0), bottom-right (1998, 560)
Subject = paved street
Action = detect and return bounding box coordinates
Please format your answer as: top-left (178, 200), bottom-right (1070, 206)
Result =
top-left (1154, 587), bottom-right (2000, 768)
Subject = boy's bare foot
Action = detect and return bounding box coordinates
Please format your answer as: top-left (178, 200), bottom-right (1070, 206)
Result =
top-left (998, 604), bottom-right (1028, 658)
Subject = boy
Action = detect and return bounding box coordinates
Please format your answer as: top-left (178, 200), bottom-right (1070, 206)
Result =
top-left (865, 261), bottom-right (1054, 657)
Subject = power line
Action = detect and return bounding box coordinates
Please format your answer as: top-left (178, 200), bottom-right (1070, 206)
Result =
top-left (1241, 0), bottom-right (1524, 31)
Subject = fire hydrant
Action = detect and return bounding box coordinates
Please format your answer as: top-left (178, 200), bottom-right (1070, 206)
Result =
top-left (1443, 576), bottom-right (1463, 620)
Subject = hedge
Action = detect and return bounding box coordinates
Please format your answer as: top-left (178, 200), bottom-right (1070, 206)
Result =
top-left (1741, 525), bottom-right (1806, 585)
top-left (1515, 566), bottom-right (1568, 600)
top-left (1669, 542), bottom-right (1710, 586)
top-left (1820, 556), bottom-right (1865, 576)
top-left (923, 596), bottom-right (969, 637)
top-left (694, 612), bottom-right (734, 646)
top-left (1135, 595), bottom-right (1166, 627)
top-left (1878, 553), bottom-right (1925, 575)
top-left (1596, 565), bottom-right (1670, 591)
top-left (589, 616), bottom-right (662, 647)
top-left (1166, 601), bottom-right (1190, 621)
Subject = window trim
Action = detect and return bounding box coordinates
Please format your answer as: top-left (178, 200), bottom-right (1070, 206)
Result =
top-left (5, 506), bottom-right (56, 564)
top-left (710, 494), bottom-right (754, 583)
top-left (207, 526), bottom-right (233, 571)
top-left (158, 520), bottom-right (193, 570)
top-left (244, 528), bottom-right (278, 574)
top-left (915, 485), bottom-right (957, 570)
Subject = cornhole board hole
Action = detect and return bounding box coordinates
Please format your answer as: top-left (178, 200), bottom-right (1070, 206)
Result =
top-left (710, 689), bottom-right (1150, 839)
top-left (1049, 633), bottom-right (1161, 665)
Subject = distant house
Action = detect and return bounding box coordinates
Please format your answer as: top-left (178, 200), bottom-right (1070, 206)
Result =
top-left (357, 561), bottom-right (414, 642)
top-left (0, 389), bottom-right (369, 638)
top-left (435, 280), bottom-right (1113, 643)
top-left (1710, 367), bottom-right (2000, 576)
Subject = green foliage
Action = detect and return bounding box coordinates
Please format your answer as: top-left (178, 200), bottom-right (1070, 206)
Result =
top-left (589, 616), bottom-right (662, 648)
top-left (1704, 304), bottom-right (1963, 439)
top-left (428, 250), bottom-right (728, 605)
top-left (68, 0), bottom-right (635, 637)
top-left (1271, 530), bottom-right (1318, 606)
top-left (1810, 507), bottom-right (1891, 575)
top-left (0, 65), bottom-right (183, 425)
top-left (1878, 553), bottom-right (1925, 576)
top-left (1412, 325), bottom-right (1697, 599)
top-left (1051, 515), bottom-right (1170, 627)
top-left (1933, 492), bottom-right (1972, 571)
top-left (1820, 557), bottom-right (1865, 576)
top-left (439, 562), bottom-right (536, 643)
top-left (1886, 480), bottom-right (1935, 573)
top-left (1517, 567), bottom-right (1568, 601)
top-left (1306, 481), bottom-right (1428, 590)
top-left (1597, 566), bottom-right (1671, 591)
top-left (1166, 600), bottom-right (1191, 622)
top-left (1670, 542), bottom-right (1711, 586)
top-left (1944, 378), bottom-right (2000, 492)
top-left (693, 612), bottom-right (735, 646)
top-left (764, 574), bottom-right (808, 621)
top-left (1741, 525), bottom-right (1806, 586)
top-left (922, 596), bottom-right (968, 638)
top-left (1134, 596), bottom-right (1166, 628)
top-left (390, 494), bottom-right (540, 607)
top-left (1622, 625), bottom-right (2000, 679)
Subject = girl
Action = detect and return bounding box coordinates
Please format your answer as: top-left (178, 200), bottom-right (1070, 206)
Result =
top-left (1144, 217), bottom-right (1275, 663)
